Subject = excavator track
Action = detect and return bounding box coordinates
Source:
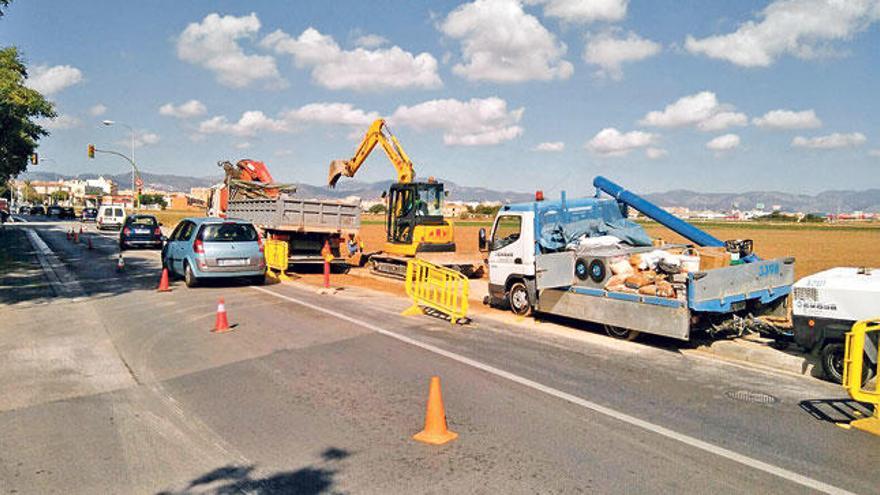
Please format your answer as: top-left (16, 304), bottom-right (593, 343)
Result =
top-left (367, 253), bottom-right (485, 280)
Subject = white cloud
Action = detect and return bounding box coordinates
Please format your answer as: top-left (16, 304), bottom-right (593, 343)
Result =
top-left (159, 99), bottom-right (208, 119)
top-left (176, 13), bottom-right (285, 89)
top-left (197, 103), bottom-right (379, 137)
top-left (792, 132), bottom-right (866, 149)
top-left (645, 147), bottom-right (667, 159)
top-left (586, 127), bottom-right (657, 156)
top-left (639, 91), bottom-right (746, 132)
top-left (38, 114), bottom-right (81, 130)
top-left (685, 0), bottom-right (880, 67)
top-left (705, 133), bottom-right (741, 152)
top-left (583, 30), bottom-right (660, 80)
top-left (25, 64), bottom-right (83, 95)
top-left (391, 97), bottom-right (524, 146)
top-left (533, 141), bottom-right (565, 152)
top-left (132, 132), bottom-right (160, 148)
top-left (869, 149), bottom-right (880, 157)
top-left (354, 34), bottom-right (388, 48)
top-left (440, 0), bottom-right (574, 83)
top-left (235, 142), bottom-right (252, 150)
top-left (89, 104), bottom-right (107, 117)
top-left (753, 109), bottom-right (822, 129)
top-left (261, 27), bottom-right (441, 91)
top-left (526, 0), bottom-right (628, 23)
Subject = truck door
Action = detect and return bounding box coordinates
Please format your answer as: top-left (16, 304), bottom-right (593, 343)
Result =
top-left (488, 213), bottom-right (529, 286)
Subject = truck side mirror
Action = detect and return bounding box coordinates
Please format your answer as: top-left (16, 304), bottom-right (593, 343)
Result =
top-left (478, 227), bottom-right (488, 251)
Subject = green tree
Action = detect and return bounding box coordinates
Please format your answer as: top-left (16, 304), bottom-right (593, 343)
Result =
top-left (138, 193), bottom-right (167, 209)
top-left (368, 203), bottom-right (386, 214)
top-left (0, 46), bottom-right (56, 186)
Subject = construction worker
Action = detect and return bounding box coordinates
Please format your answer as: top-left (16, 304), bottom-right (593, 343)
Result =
top-left (347, 233), bottom-right (359, 257)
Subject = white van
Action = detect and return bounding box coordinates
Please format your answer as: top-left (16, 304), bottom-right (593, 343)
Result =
top-left (97, 204), bottom-right (126, 230)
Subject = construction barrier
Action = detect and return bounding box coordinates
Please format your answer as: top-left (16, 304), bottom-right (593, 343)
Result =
top-left (402, 258), bottom-right (469, 325)
top-left (842, 318), bottom-right (880, 435)
top-left (264, 239), bottom-right (291, 281)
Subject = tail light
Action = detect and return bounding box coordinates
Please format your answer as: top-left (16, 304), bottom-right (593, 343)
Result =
top-left (123, 227), bottom-right (131, 235)
top-left (154, 227), bottom-right (161, 236)
top-left (256, 233), bottom-right (264, 253)
top-left (193, 238), bottom-right (205, 254)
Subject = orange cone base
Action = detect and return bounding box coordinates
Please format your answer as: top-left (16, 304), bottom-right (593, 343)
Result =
top-left (412, 429), bottom-right (458, 445)
top-left (157, 269), bottom-right (172, 292)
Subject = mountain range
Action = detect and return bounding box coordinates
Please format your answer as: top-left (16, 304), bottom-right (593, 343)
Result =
top-left (18, 170), bottom-right (879, 213)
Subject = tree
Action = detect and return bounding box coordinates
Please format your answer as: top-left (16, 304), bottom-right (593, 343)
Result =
top-left (138, 193), bottom-right (167, 209)
top-left (0, 47), bottom-right (56, 186)
top-left (49, 190), bottom-right (69, 202)
top-left (368, 203), bottom-right (386, 214)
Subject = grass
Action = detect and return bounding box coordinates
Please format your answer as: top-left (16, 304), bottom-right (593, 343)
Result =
top-left (134, 209), bottom-right (204, 229)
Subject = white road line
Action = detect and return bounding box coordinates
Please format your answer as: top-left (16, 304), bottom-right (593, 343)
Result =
top-left (251, 285), bottom-right (855, 495)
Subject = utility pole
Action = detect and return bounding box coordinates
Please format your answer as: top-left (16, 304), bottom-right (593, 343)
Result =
top-left (101, 120), bottom-right (139, 208)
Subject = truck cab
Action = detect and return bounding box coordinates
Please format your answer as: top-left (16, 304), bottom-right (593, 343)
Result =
top-left (485, 208), bottom-right (536, 315)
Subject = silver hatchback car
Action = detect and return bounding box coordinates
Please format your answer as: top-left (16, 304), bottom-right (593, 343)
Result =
top-left (162, 218), bottom-right (266, 287)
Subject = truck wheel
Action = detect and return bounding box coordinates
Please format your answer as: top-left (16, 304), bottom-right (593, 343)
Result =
top-left (604, 325), bottom-right (640, 342)
top-left (508, 281), bottom-right (532, 316)
top-left (184, 262), bottom-right (199, 288)
top-left (821, 343), bottom-right (874, 385)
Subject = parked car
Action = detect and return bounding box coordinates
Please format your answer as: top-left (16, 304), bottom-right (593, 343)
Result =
top-left (61, 206), bottom-right (75, 219)
top-left (162, 218), bottom-right (265, 288)
top-left (119, 214), bottom-right (163, 250)
top-left (18, 205), bottom-right (30, 215)
top-left (30, 205), bottom-right (45, 215)
top-left (96, 205), bottom-right (126, 230)
top-left (81, 207), bottom-right (98, 222)
top-left (47, 205), bottom-right (62, 217)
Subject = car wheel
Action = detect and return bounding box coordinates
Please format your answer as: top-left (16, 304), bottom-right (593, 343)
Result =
top-left (508, 281), bottom-right (532, 316)
top-left (604, 325), bottom-right (640, 342)
top-left (184, 262), bottom-right (199, 288)
top-left (821, 343), bottom-right (874, 385)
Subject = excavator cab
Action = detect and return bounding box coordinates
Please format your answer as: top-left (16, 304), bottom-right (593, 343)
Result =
top-left (386, 182), bottom-right (447, 245)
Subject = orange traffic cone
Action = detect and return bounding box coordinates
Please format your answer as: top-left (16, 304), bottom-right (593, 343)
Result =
top-left (66, 229), bottom-right (72, 241)
top-left (157, 268), bottom-right (171, 292)
top-left (79, 225), bottom-right (83, 235)
top-left (73, 231), bottom-right (79, 243)
top-left (413, 376), bottom-right (458, 445)
top-left (212, 297), bottom-right (231, 333)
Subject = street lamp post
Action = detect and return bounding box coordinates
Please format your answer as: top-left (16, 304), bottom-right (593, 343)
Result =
top-left (102, 120), bottom-right (139, 208)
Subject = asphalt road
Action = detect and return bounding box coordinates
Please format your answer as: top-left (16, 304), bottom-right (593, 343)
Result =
top-left (1, 218), bottom-right (877, 494)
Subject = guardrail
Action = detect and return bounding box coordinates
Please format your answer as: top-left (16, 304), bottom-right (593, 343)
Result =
top-left (402, 258), bottom-right (469, 325)
top-left (264, 239), bottom-right (291, 281)
top-left (843, 318), bottom-right (880, 435)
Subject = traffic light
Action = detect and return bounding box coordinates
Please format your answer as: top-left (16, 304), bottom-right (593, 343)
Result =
top-left (30, 153), bottom-right (38, 165)
top-left (87, 144), bottom-right (95, 159)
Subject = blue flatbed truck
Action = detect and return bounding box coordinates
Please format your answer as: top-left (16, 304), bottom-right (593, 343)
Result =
top-left (481, 177), bottom-right (795, 341)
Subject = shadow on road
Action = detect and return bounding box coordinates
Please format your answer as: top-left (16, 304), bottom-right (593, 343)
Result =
top-left (158, 448), bottom-right (350, 495)
top-left (799, 398), bottom-right (874, 425)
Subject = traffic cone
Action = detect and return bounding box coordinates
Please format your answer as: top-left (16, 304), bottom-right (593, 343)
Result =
top-left (116, 253), bottom-right (125, 271)
top-left (212, 297), bottom-right (231, 333)
top-left (73, 231), bottom-right (79, 243)
top-left (66, 229), bottom-right (71, 241)
top-left (413, 376), bottom-right (458, 445)
top-left (157, 268), bottom-right (171, 292)
top-left (79, 225), bottom-right (83, 235)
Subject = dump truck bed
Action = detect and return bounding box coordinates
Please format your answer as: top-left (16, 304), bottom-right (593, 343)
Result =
top-left (226, 195), bottom-right (360, 234)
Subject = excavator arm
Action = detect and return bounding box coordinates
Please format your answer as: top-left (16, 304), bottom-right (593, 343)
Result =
top-left (328, 119), bottom-right (414, 187)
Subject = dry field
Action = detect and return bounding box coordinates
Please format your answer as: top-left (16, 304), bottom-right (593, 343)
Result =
top-left (357, 219), bottom-right (879, 279)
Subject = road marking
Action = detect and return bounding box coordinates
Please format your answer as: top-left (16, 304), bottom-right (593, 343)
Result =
top-left (251, 285), bottom-right (854, 495)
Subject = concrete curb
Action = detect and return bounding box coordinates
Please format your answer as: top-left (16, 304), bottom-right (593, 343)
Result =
top-left (23, 228), bottom-right (85, 299)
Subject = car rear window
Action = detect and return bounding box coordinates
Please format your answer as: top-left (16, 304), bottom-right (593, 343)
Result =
top-left (130, 216), bottom-right (157, 226)
top-left (200, 223), bottom-right (258, 242)
top-left (114, 208), bottom-right (124, 217)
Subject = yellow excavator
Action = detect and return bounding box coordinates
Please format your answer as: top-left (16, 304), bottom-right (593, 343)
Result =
top-left (329, 118), bottom-right (481, 278)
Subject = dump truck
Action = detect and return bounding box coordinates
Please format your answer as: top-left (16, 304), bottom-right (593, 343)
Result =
top-left (481, 176), bottom-right (795, 342)
top-left (208, 159), bottom-right (361, 267)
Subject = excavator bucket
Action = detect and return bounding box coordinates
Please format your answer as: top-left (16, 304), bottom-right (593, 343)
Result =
top-left (328, 159), bottom-right (350, 188)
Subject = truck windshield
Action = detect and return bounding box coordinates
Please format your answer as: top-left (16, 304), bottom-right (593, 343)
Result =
top-left (491, 215), bottom-right (521, 250)
top-left (200, 223), bottom-right (258, 242)
top-left (415, 185), bottom-right (443, 217)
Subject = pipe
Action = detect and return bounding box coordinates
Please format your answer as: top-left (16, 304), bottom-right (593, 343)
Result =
top-left (593, 176), bottom-right (725, 248)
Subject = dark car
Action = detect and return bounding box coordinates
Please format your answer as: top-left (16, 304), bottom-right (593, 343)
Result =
top-left (120, 214), bottom-right (163, 250)
top-left (47, 205), bottom-right (62, 217)
top-left (30, 205), bottom-right (45, 215)
top-left (61, 207), bottom-right (75, 219)
top-left (81, 207), bottom-right (98, 222)
top-left (18, 205), bottom-right (30, 215)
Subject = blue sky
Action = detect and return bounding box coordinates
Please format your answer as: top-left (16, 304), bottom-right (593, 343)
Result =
top-left (3, 0), bottom-right (879, 195)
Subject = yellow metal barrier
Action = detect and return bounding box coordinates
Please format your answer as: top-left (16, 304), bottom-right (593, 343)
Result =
top-left (264, 239), bottom-right (291, 281)
top-left (402, 258), bottom-right (469, 325)
top-left (842, 318), bottom-right (880, 435)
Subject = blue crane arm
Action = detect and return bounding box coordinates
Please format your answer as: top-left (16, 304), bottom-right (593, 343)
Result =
top-left (593, 176), bottom-right (726, 248)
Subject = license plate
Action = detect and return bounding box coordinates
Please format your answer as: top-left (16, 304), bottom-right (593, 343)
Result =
top-left (134, 229), bottom-right (149, 234)
top-left (218, 258), bottom-right (248, 267)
